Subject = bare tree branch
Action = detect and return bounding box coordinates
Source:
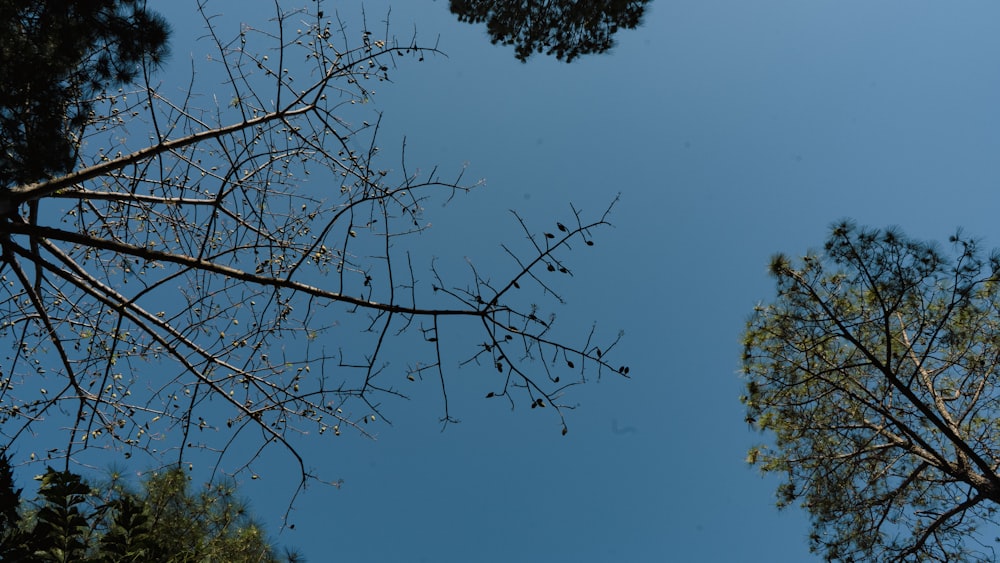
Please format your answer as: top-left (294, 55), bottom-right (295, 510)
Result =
top-left (0, 1), bottom-right (627, 505)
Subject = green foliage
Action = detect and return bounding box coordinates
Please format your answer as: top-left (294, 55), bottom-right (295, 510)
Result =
top-left (0, 0), bottom-right (169, 187)
top-left (32, 468), bottom-right (93, 562)
top-left (131, 469), bottom-right (292, 562)
top-left (0, 451), bottom-right (29, 561)
top-left (0, 449), bottom-right (20, 535)
top-left (449, 0), bottom-right (650, 62)
top-left (0, 451), bottom-right (300, 562)
top-left (95, 494), bottom-right (156, 562)
top-left (743, 222), bottom-right (1000, 562)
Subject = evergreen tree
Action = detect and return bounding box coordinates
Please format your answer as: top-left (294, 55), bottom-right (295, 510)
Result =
top-left (743, 223), bottom-right (1000, 561)
top-left (449, 0), bottom-right (651, 62)
top-left (0, 451), bottom-right (299, 562)
top-left (0, 0), bottom-right (169, 187)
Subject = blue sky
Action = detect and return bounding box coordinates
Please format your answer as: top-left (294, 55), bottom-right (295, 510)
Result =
top-left (33, 1), bottom-right (1000, 561)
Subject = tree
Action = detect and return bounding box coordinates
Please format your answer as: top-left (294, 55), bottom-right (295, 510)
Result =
top-left (742, 222), bottom-right (1000, 562)
top-left (0, 450), bottom-right (297, 562)
top-left (448, 0), bottom-right (651, 62)
top-left (0, 1), bottom-right (628, 495)
top-left (0, 0), bottom-right (170, 188)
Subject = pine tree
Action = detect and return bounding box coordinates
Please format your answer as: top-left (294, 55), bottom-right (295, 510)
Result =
top-left (744, 222), bottom-right (1000, 561)
top-left (0, 0), bottom-right (169, 187)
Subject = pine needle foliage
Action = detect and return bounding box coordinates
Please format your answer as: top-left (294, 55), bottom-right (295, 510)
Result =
top-left (743, 222), bottom-right (1000, 562)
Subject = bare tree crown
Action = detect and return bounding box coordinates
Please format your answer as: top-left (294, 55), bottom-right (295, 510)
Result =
top-left (0, 2), bottom-right (627, 497)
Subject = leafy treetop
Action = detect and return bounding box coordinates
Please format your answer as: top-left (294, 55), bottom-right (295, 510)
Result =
top-left (0, 0), bottom-right (170, 188)
top-left (449, 0), bottom-right (651, 62)
top-left (744, 222), bottom-right (1000, 562)
top-left (0, 450), bottom-right (298, 562)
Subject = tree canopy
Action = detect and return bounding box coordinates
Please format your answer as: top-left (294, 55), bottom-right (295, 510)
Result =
top-left (743, 222), bottom-right (1000, 562)
top-left (449, 0), bottom-right (651, 62)
top-left (0, 451), bottom-right (296, 562)
top-left (0, 0), bottom-right (170, 188)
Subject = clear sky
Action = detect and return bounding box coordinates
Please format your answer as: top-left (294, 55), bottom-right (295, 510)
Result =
top-left (73, 1), bottom-right (1000, 561)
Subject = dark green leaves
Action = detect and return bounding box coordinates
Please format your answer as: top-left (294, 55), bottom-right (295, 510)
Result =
top-left (0, 460), bottom-right (297, 563)
top-left (0, 0), bottom-right (171, 187)
top-left (448, 0), bottom-right (651, 63)
top-left (28, 469), bottom-right (92, 562)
